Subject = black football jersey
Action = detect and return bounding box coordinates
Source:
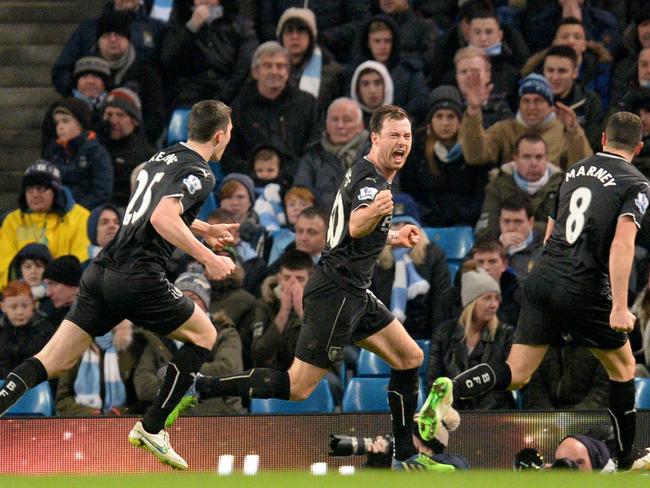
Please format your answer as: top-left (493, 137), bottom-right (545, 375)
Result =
top-left (96, 143), bottom-right (215, 273)
top-left (544, 152), bottom-right (650, 292)
top-left (320, 157), bottom-right (391, 292)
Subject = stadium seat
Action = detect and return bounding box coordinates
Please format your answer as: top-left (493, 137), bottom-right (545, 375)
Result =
top-left (357, 349), bottom-right (390, 376)
top-left (166, 108), bottom-right (191, 145)
top-left (342, 377), bottom-right (425, 412)
top-left (424, 226), bottom-right (474, 261)
top-left (0, 380), bottom-right (54, 416)
top-left (447, 262), bottom-right (460, 282)
top-left (250, 379), bottom-right (334, 413)
top-left (635, 377), bottom-right (650, 409)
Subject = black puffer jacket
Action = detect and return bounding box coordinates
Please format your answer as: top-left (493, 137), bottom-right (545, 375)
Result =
top-left (0, 313), bottom-right (55, 377)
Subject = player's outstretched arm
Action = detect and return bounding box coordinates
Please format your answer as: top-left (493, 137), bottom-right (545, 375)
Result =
top-left (349, 189), bottom-right (393, 238)
top-left (190, 219), bottom-right (239, 250)
top-left (151, 198), bottom-right (235, 280)
top-left (609, 215), bottom-right (638, 333)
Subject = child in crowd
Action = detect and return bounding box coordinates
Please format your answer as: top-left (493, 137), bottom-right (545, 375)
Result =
top-left (8, 243), bottom-right (53, 302)
top-left (0, 281), bottom-right (55, 378)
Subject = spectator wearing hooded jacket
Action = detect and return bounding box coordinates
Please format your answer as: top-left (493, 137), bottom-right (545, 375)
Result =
top-left (221, 41), bottom-right (321, 176)
top-left (349, 60), bottom-right (393, 128)
top-left (256, 0), bottom-right (371, 62)
top-left (347, 15), bottom-right (429, 124)
top-left (160, 0), bottom-right (258, 108)
top-left (86, 203), bottom-right (121, 261)
top-left (51, 0), bottom-right (166, 96)
top-left (370, 194), bottom-right (450, 340)
top-left (42, 97), bottom-right (113, 210)
top-left (99, 87), bottom-right (155, 207)
top-left (7, 243), bottom-right (53, 313)
top-left (0, 161), bottom-right (90, 291)
top-left (276, 8), bottom-right (343, 114)
top-left (294, 97), bottom-right (369, 211)
top-left (376, 0), bottom-right (437, 79)
top-left (402, 85), bottom-right (488, 228)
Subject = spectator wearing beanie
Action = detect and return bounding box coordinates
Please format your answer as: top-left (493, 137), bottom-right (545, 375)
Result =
top-left (51, 1), bottom-right (165, 96)
top-left (459, 73), bottom-right (593, 170)
top-left (43, 255), bottom-right (83, 326)
top-left (100, 87), bottom-right (155, 208)
top-left (42, 97), bottom-right (113, 210)
top-left (426, 262), bottom-right (515, 411)
top-left (42, 56), bottom-right (112, 149)
top-left (0, 160), bottom-right (90, 290)
top-left (134, 273), bottom-right (246, 415)
top-left (402, 85), bottom-right (489, 227)
top-left (276, 7), bottom-right (343, 113)
top-left (160, 0), bottom-right (258, 108)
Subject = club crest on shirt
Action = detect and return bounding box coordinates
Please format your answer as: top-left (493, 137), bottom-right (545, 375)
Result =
top-left (635, 191), bottom-right (649, 215)
top-left (358, 186), bottom-right (378, 201)
top-left (183, 174), bottom-right (202, 195)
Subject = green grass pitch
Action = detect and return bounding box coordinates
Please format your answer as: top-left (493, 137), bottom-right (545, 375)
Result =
top-left (2, 471), bottom-right (650, 488)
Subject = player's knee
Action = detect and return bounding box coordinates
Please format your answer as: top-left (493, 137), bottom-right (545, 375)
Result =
top-left (393, 346), bottom-right (423, 370)
top-left (198, 327), bottom-right (217, 350)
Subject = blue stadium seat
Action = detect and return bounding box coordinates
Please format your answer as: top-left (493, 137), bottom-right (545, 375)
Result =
top-left (416, 339), bottom-right (430, 377)
top-left (357, 349), bottom-right (390, 376)
top-left (635, 377), bottom-right (650, 409)
top-left (342, 377), bottom-right (425, 412)
top-left (0, 380), bottom-right (54, 416)
top-left (166, 108), bottom-right (191, 145)
top-left (447, 262), bottom-right (460, 282)
top-left (424, 226), bottom-right (474, 261)
top-left (250, 379), bottom-right (334, 413)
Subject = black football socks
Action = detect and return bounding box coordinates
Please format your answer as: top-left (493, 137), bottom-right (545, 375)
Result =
top-left (142, 343), bottom-right (211, 434)
top-left (388, 367), bottom-right (419, 461)
top-left (608, 379), bottom-right (637, 469)
top-left (451, 362), bottom-right (512, 399)
top-left (0, 357), bottom-right (48, 416)
top-left (196, 368), bottom-right (290, 400)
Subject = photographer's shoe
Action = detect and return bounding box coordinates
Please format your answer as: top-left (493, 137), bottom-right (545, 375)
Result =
top-left (391, 453), bottom-right (455, 472)
top-left (418, 377), bottom-right (454, 442)
top-left (128, 421), bottom-right (188, 470)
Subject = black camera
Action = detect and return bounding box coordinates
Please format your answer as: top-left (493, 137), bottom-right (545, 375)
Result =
top-left (513, 448), bottom-right (545, 471)
top-left (329, 434), bottom-right (393, 456)
top-left (550, 458), bottom-right (580, 470)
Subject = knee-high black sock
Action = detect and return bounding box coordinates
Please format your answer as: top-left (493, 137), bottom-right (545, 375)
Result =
top-left (0, 357), bottom-right (48, 416)
top-left (142, 343), bottom-right (211, 434)
top-left (196, 368), bottom-right (290, 400)
top-left (388, 367), bottom-right (419, 461)
top-left (451, 362), bottom-right (512, 400)
top-left (608, 379), bottom-right (637, 469)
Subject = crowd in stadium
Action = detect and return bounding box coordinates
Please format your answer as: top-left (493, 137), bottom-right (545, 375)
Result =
top-left (1, 0), bottom-right (650, 417)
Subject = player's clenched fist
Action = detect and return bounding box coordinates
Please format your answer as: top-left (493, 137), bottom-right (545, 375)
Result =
top-left (203, 253), bottom-right (236, 281)
top-left (372, 189), bottom-right (393, 217)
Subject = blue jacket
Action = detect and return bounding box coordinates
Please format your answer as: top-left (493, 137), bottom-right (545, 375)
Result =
top-left (43, 131), bottom-right (113, 210)
top-left (51, 1), bottom-right (166, 95)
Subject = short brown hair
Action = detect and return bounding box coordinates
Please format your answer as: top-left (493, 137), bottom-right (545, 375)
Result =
top-left (219, 179), bottom-right (245, 201)
top-left (605, 112), bottom-right (643, 151)
top-left (368, 19), bottom-right (391, 35)
top-left (188, 100), bottom-right (231, 143)
top-left (369, 104), bottom-right (410, 135)
top-left (514, 133), bottom-right (547, 154)
top-left (470, 237), bottom-right (507, 261)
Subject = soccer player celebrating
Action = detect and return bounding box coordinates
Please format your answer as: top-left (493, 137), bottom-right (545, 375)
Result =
top-left (0, 100), bottom-right (238, 470)
top-left (178, 105), bottom-right (449, 471)
top-left (421, 111), bottom-right (650, 472)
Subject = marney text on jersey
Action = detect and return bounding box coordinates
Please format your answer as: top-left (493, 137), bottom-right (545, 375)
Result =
top-left (565, 165), bottom-right (616, 187)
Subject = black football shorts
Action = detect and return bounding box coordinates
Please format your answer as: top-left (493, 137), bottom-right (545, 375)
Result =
top-left (66, 262), bottom-right (195, 337)
top-left (514, 265), bottom-right (627, 350)
top-left (295, 270), bottom-right (394, 369)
